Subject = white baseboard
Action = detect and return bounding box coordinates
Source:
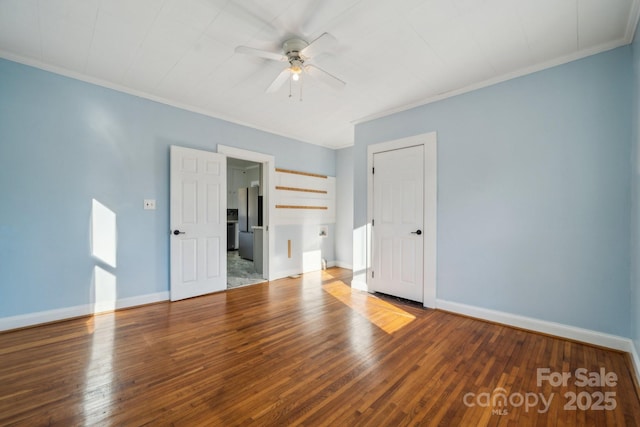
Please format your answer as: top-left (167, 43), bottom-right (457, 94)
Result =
top-left (270, 268), bottom-right (304, 280)
top-left (436, 299), bottom-right (640, 386)
top-left (436, 299), bottom-right (632, 352)
top-left (334, 261), bottom-right (353, 270)
top-left (270, 262), bottom-right (346, 281)
top-left (114, 292), bottom-right (169, 310)
top-left (0, 292), bottom-right (169, 332)
top-left (630, 342), bottom-right (640, 387)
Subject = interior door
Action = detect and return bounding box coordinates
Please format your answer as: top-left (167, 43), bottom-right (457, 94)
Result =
top-left (371, 145), bottom-right (424, 302)
top-left (170, 146), bottom-right (227, 301)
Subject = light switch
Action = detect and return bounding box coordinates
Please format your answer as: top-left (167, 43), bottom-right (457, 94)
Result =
top-left (144, 199), bottom-right (156, 210)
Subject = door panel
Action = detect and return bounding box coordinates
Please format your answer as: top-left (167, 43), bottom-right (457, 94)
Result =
top-left (182, 181), bottom-right (197, 223)
top-left (206, 237), bottom-right (220, 278)
top-left (181, 239), bottom-right (197, 282)
top-left (402, 182), bottom-right (417, 223)
top-left (372, 145), bottom-right (424, 302)
top-left (170, 146), bottom-right (227, 301)
top-left (207, 184), bottom-right (220, 223)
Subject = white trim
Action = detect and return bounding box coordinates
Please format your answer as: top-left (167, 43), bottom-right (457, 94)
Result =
top-left (270, 263), bottom-right (343, 280)
top-left (629, 340), bottom-right (640, 384)
top-left (325, 260), bottom-right (337, 269)
top-left (3, 17), bottom-right (638, 152)
top-left (0, 51), bottom-right (341, 148)
top-left (437, 299), bottom-right (632, 352)
top-left (366, 132), bottom-right (438, 308)
top-left (630, 343), bottom-right (640, 387)
top-left (113, 292), bottom-right (169, 310)
top-left (436, 299), bottom-right (640, 384)
top-left (218, 145), bottom-right (275, 281)
top-left (437, 299), bottom-right (640, 386)
top-left (626, 0), bottom-right (640, 42)
top-left (334, 261), bottom-right (353, 270)
top-left (270, 268), bottom-right (304, 280)
top-left (217, 145), bottom-right (275, 164)
top-left (353, 38), bottom-right (636, 126)
top-left (0, 292), bottom-right (169, 332)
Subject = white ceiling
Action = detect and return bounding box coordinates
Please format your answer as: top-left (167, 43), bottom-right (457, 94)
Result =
top-left (0, 0), bottom-right (638, 149)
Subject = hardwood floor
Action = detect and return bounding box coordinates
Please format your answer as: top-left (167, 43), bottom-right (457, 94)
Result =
top-left (1, 268), bottom-right (639, 426)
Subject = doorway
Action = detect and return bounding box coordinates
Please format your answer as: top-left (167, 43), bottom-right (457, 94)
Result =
top-left (367, 132), bottom-right (437, 308)
top-left (371, 145), bottom-right (425, 302)
top-left (218, 144), bottom-right (274, 288)
top-left (226, 157), bottom-right (265, 288)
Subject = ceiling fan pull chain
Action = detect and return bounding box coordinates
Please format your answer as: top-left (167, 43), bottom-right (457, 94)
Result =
top-left (299, 73), bottom-right (303, 102)
top-left (289, 75), bottom-right (293, 99)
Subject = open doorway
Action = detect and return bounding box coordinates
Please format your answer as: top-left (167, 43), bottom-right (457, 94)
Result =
top-left (219, 144), bottom-right (274, 287)
top-left (226, 157), bottom-right (265, 288)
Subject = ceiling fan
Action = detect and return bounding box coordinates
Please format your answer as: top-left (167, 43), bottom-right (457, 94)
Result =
top-left (235, 33), bottom-right (346, 94)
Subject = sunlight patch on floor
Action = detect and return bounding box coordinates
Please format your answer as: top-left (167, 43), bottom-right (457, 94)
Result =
top-left (322, 280), bottom-right (415, 334)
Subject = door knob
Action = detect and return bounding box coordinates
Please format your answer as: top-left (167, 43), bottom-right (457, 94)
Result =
top-left (173, 230), bottom-right (185, 235)
top-left (411, 229), bottom-right (422, 235)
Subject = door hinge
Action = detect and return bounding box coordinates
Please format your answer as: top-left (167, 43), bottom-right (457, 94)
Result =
top-left (372, 219), bottom-right (374, 226)
top-left (371, 271), bottom-right (375, 278)
top-left (372, 167), bottom-right (375, 174)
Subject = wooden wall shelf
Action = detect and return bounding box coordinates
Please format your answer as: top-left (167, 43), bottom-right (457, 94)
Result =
top-left (276, 205), bottom-right (328, 210)
top-left (276, 186), bottom-right (328, 194)
top-left (275, 168), bottom-right (327, 179)
top-left (273, 168), bottom-right (335, 224)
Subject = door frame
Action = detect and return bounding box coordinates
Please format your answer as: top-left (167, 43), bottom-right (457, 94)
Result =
top-left (366, 132), bottom-right (437, 308)
top-left (218, 144), bottom-right (274, 281)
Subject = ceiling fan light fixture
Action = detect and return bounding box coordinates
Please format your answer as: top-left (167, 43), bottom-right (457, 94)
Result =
top-left (289, 60), bottom-right (303, 80)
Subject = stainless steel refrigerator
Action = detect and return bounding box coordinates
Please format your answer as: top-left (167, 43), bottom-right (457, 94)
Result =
top-left (238, 186), bottom-right (260, 260)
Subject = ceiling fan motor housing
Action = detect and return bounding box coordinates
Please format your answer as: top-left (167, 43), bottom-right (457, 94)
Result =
top-left (283, 38), bottom-right (309, 60)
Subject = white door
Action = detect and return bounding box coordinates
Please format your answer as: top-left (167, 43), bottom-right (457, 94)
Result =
top-left (170, 146), bottom-right (227, 301)
top-left (371, 145), bottom-right (424, 302)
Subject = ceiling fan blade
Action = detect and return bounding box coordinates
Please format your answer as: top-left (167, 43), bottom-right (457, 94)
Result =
top-left (235, 46), bottom-right (286, 62)
top-left (300, 32), bottom-right (337, 59)
top-left (304, 64), bottom-right (345, 90)
top-left (266, 68), bottom-right (291, 93)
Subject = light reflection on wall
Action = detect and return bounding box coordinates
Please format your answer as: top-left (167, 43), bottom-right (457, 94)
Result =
top-left (302, 249), bottom-right (322, 273)
top-left (91, 199), bottom-right (117, 268)
top-left (85, 198), bottom-right (118, 422)
top-left (351, 224), bottom-right (370, 291)
top-left (93, 266), bottom-right (116, 313)
top-left (91, 199), bottom-right (117, 313)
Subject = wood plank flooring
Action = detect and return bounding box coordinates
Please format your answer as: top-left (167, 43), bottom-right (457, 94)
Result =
top-left (1, 268), bottom-right (639, 426)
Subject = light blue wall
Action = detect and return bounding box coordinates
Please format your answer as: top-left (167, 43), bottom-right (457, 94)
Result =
top-left (632, 31), bottom-right (640, 354)
top-left (335, 146), bottom-right (354, 268)
top-left (355, 47), bottom-right (632, 337)
top-left (0, 58), bottom-right (335, 318)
